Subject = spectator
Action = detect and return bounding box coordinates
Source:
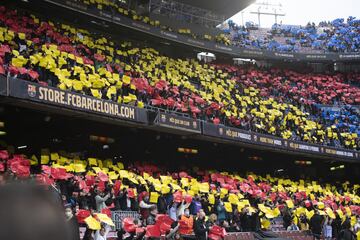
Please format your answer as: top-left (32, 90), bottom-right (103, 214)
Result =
top-left (250, 209), bottom-right (261, 232)
top-left (179, 208), bottom-right (193, 235)
top-left (310, 210), bottom-right (324, 239)
top-left (115, 189), bottom-right (131, 210)
top-left (240, 207), bottom-right (252, 232)
top-left (139, 193), bottom-right (154, 220)
top-left (78, 191), bottom-right (91, 210)
top-left (95, 190), bottom-right (111, 212)
top-left (82, 228), bottom-right (94, 240)
top-left (168, 202), bottom-right (178, 221)
top-left (94, 225), bottom-right (110, 240)
top-left (222, 220), bottom-right (237, 232)
top-left (332, 214), bottom-right (343, 239)
top-left (65, 206), bottom-right (80, 240)
top-left (298, 213), bottom-right (309, 231)
top-left (282, 206), bottom-right (292, 230)
top-left (146, 206), bottom-right (158, 226)
top-left (200, 195), bottom-right (210, 216)
top-left (287, 219), bottom-right (300, 231)
top-left (157, 194), bottom-right (168, 214)
top-left (177, 200), bottom-right (191, 218)
top-left (194, 210), bottom-right (208, 240)
top-left (206, 214), bottom-right (218, 229)
top-left (190, 196), bottom-right (202, 215)
top-left (338, 219), bottom-right (357, 240)
top-left (166, 221), bottom-right (181, 240)
top-left (354, 216), bottom-right (360, 234)
top-left (216, 199), bottom-right (226, 223)
top-left (323, 217), bottom-right (332, 240)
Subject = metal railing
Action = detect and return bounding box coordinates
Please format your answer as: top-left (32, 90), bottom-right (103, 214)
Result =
top-left (150, 0), bottom-right (225, 27)
top-left (111, 210), bottom-right (141, 230)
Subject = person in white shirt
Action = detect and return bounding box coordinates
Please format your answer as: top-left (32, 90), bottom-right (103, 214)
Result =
top-left (354, 217), bottom-right (360, 231)
top-left (139, 194), bottom-right (155, 221)
top-left (95, 191), bottom-right (111, 212)
top-left (323, 217), bottom-right (332, 240)
top-left (176, 200), bottom-right (191, 218)
top-left (94, 224), bottom-right (110, 240)
top-left (287, 220), bottom-right (300, 231)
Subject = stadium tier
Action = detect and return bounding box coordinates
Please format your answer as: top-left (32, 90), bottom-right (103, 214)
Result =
top-left (0, 1), bottom-right (360, 240)
top-left (43, 0), bottom-right (360, 54)
top-left (225, 18), bottom-right (360, 53)
top-left (0, 5), bottom-right (359, 151)
top-left (0, 146), bottom-right (359, 239)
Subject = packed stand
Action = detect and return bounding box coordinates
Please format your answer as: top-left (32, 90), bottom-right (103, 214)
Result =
top-left (49, 0), bottom-right (360, 53)
top-left (223, 17), bottom-right (360, 52)
top-left (212, 65), bottom-right (360, 149)
top-left (0, 147), bottom-right (360, 239)
top-left (223, 20), bottom-right (298, 52)
top-left (268, 17), bottom-right (360, 53)
top-left (72, 0), bottom-right (228, 45)
top-left (321, 106), bottom-right (360, 147)
top-left (0, 6), bottom-right (360, 150)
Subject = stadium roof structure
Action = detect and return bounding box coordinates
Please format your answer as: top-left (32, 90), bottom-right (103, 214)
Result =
top-left (175, 0), bottom-right (255, 19)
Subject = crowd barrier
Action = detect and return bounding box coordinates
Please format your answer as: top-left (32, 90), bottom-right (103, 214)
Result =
top-left (111, 211), bottom-right (141, 230)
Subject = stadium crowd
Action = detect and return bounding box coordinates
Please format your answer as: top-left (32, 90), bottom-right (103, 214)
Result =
top-left (50, 0), bottom-right (360, 53)
top-left (269, 17), bottom-right (360, 53)
top-left (0, 2), bottom-right (360, 240)
top-left (0, 147), bottom-right (359, 240)
top-left (0, 5), bottom-right (359, 150)
top-left (72, 0), bottom-right (224, 44)
top-left (222, 16), bottom-right (360, 53)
